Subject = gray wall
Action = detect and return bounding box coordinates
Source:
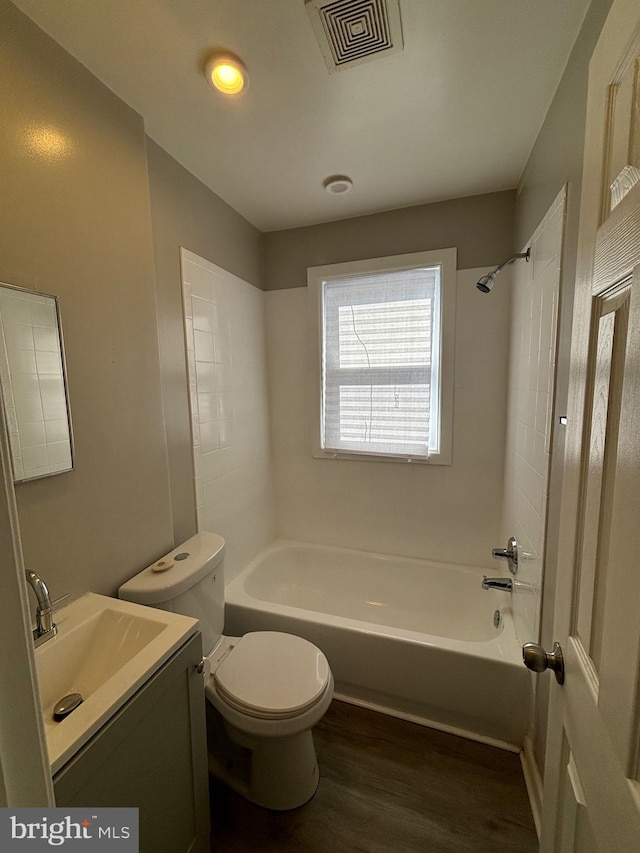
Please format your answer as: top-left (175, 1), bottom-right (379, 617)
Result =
top-left (0, 0), bottom-right (173, 599)
top-left (513, 0), bottom-right (613, 776)
top-left (264, 191), bottom-right (516, 290)
top-left (0, 1), bottom-right (263, 600)
top-left (146, 140), bottom-right (263, 544)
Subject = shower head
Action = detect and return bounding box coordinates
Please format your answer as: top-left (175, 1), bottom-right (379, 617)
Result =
top-left (476, 248), bottom-right (531, 293)
top-left (476, 275), bottom-right (494, 294)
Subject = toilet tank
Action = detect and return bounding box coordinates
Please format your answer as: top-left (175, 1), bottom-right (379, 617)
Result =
top-left (118, 532), bottom-right (226, 656)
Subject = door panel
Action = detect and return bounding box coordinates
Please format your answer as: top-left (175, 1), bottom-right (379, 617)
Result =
top-left (557, 750), bottom-right (599, 853)
top-left (597, 265), bottom-right (640, 771)
top-left (574, 286), bottom-right (628, 669)
top-left (608, 56), bottom-right (640, 210)
top-left (541, 2), bottom-right (640, 850)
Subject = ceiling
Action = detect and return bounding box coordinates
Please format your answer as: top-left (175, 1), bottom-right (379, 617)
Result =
top-left (13, 0), bottom-right (591, 232)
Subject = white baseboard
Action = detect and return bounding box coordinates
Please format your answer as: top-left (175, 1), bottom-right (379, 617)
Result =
top-left (520, 734), bottom-right (543, 838)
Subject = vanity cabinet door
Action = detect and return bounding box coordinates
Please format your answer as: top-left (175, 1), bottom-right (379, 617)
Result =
top-left (54, 632), bottom-right (209, 853)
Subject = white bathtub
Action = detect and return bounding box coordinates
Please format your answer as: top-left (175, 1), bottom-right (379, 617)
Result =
top-left (225, 541), bottom-right (530, 749)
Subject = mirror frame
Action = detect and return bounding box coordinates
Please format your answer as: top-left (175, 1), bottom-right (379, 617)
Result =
top-left (0, 281), bottom-right (75, 483)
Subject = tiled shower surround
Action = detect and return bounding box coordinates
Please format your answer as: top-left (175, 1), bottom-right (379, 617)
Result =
top-left (181, 249), bottom-right (275, 581)
top-left (182, 200), bottom-right (564, 647)
top-left (265, 267), bottom-right (511, 568)
top-left (502, 188), bottom-right (566, 645)
top-left (182, 255), bottom-right (513, 572)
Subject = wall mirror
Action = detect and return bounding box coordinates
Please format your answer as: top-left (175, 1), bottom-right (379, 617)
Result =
top-left (0, 282), bottom-right (74, 482)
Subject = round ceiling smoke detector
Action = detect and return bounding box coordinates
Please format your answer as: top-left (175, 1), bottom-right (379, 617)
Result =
top-left (323, 175), bottom-right (353, 194)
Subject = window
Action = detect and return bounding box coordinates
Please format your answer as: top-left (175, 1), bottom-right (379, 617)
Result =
top-left (309, 249), bottom-right (455, 464)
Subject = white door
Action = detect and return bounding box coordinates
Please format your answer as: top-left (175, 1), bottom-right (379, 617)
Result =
top-left (537, 0), bottom-right (640, 850)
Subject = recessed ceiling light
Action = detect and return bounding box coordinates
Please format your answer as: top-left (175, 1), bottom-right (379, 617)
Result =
top-left (323, 175), bottom-right (353, 194)
top-left (205, 53), bottom-right (248, 95)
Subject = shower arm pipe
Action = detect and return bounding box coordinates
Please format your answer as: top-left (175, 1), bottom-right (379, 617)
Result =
top-left (493, 249), bottom-right (531, 275)
top-left (478, 248), bottom-right (531, 291)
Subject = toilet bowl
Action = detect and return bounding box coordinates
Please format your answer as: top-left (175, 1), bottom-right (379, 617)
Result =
top-left (118, 532), bottom-right (334, 810)
top-left (205, 632), bottom-right (333, 809)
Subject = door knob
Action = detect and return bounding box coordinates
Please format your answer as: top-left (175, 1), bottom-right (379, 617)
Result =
top-left (522, 642), bottom-right (565, 685)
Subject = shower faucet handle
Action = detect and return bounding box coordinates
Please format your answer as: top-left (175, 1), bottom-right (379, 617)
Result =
top-left (491, 536), bottom-right (519, 575)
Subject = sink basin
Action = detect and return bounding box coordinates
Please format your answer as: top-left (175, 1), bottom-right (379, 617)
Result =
top-left (35, 592), bottom-right (199, 773)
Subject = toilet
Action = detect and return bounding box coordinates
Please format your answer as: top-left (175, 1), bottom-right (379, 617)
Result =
top-left (118, 532), bottom-right (333, 810)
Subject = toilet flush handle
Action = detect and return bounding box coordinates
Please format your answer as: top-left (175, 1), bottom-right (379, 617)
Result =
top-left (196, 658), bottom-right (211, 681)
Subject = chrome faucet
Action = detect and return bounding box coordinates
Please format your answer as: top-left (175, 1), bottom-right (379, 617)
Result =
top-left (491, 536), bottom-right (519, 574)
top-left (25, 569), bottom-right (58, 646)
top-left (482, 576), bottom-right (513, 592)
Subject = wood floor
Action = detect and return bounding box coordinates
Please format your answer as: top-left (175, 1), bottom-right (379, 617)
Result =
top-left (209, 700), bottom-right (538, 853)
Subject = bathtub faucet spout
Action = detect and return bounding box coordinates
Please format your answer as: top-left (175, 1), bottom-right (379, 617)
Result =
top-left (482, 576), bottom-right (513, 593)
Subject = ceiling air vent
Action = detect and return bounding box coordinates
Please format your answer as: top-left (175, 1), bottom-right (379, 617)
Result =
top-left (305, 0), bottom-right (404, 74)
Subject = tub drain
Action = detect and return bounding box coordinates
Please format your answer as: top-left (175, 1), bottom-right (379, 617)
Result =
top-left (53, 692), bottom-right (83, 721)
top-left (493, 609), bottom-right (503, 629)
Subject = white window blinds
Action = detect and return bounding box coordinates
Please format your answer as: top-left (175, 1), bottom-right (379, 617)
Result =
top-left (321, 265), bottom-right (441, 459)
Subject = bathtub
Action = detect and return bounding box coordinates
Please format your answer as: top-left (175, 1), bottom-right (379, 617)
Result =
top-left (225, 541), bottom-right (530, 750)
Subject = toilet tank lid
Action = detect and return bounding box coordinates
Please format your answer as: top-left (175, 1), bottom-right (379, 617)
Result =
top-left (118, 532), bottom-right (225, 605)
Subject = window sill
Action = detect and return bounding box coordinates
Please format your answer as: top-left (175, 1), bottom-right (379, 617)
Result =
top-left (311, 448), bottom-right (451, 465)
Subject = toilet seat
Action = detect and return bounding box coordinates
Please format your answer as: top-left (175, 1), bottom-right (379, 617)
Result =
top-left (213, 631), bottom-right (331, 720)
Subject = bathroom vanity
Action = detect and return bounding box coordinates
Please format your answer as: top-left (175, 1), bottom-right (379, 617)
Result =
top-left (36, 594), bottom-right (209, 853)
top-left (53, 634), bottom-right (209, 852)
